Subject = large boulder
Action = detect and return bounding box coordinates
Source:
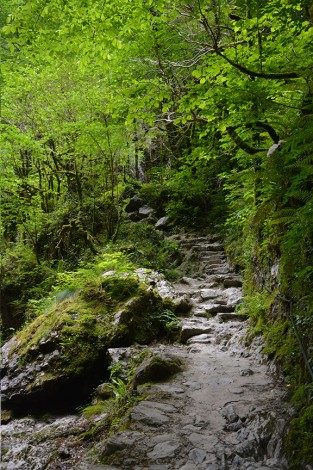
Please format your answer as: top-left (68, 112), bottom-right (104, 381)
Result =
top-left (125, 195), bottom-right (143, 213)
top-left (0, 271), bottom-right (171, 413)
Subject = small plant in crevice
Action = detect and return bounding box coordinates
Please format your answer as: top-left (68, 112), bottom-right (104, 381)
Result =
top-left (108, 377), bottom-right (128, 403)
top-left (155, 309), bottom-right (182, 340)
top-left (80, 347), bottom-right (153, 442)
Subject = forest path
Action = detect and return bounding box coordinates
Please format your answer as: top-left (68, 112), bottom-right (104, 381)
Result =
top-left (99, 232), bottom-right (291, 470)
top-left (1, 232), bottom-right (292, 470)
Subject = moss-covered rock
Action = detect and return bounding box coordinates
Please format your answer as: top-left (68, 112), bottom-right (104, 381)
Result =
top-left (285, 405), bottom-right (313, 469)
top-left (132, 353), bottom-right (183, 387)
top-left (110, 289), bottom-right (169, 346)
top-left (0, 271), bottom-right (171, 413)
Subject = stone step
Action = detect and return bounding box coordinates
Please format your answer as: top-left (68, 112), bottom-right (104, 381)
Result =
top-left (217, 312), bottom-right (247, 322)
top-left (200, 260), bottom-right (226, 268)
top-left (199, 288), bottom-right (225, 301)
top-left (193, 309), bottom-right (210, 317)
top-left (202, 304), bottom-right (235, 314)
top-left (200, 253), bottom-right (226, 260)
top-left (198, 297), bottom-right (228, 306)
top-left (180, 320), bottom-right (212, 343)
top-left (202, 265), bottom-right (231, 273)
top-left (201, 262), bottom-right (225, 268)
top-left (204, 243), bottom-right (224, 251)
top-left (190, 245), bottom-right (224, 252)
top-left (179, 238), bottom-right (219, 247)
top-left (204, 266), bottom-right (232, 275)
top-left (223, 277), bottom-right (243, 288)
top-left (179, 276), bottom-right (203, 286)
top-left (194, 247), bottom-right (225, 255)
top-left (187, 333), bottom-right (213, 344)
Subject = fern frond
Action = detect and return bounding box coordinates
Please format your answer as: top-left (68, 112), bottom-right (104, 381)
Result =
top-left (253, 198), bottom-right (277, 224)
top-left (286, 153), bottom-right (313, 169)
top-left (270, 208), bottom-right (297, 225)
top-left (286, 190), bottom-right (313, 204)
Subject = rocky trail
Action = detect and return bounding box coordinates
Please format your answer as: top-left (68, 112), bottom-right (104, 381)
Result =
top-left (1, 232), bottom-right (293, 469)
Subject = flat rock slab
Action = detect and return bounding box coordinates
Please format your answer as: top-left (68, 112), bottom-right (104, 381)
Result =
top-left (188, 432), bottom-right (219, 449)
top-left (188, 448), bottom-right (207, 464)
top-left (200, 289), bottom-right (224, 300)
top-left (131, 401), bottom-right (177, 427)
top-left (102, 431), bottom-right (142, 456)
top-left (202, 303), bottom-right (234, 313)
top-left (140, 400), bottom-right (177, 413)
top-left (147, 441), bottom-right (181, 459)
top-left (149, 466), bottom-right (169, 470)
top-left (131, 406), bottom-right (170, 426)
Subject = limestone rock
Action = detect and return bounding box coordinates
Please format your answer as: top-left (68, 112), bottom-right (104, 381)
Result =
top-left (110, 290), bottom-right (169, 346)
top-left (222, 405), bottom-right (239, 424)
top-left (155, 216), bottom-right (170, 229)
top-left (217, 312), bottom-right (247, 322)
top-left (149, 465), bottom-right (169, 470)
top-left (225, 287), bottom-right (243, 307)
top-left (131, 402), bottom-right (171, 427)
top-left (189, 448), bottom-right (206, 464)
top-left (101, 431), bottom-right (142, 456)
top-left (180, 319), bottom-right (212, 343)
top-left (138, 205), bottom-right (154, 218)
top-left (134, 268), bottom-right (175, 300)
top-left (187, 333), bottom-right (212, 344)
top-left (147, 440), bottom-right (181, 459)
top-left (200, 288), bottom-right (223, 300)
top-left (1, 409), bottom-right (13, 424)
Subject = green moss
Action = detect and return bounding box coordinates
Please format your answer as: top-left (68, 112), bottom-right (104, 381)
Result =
top-left (263, 320), bottom-right (292, 358)
top-left (82, 401), bottom-right (112, 419)
top-left (285, 405), bottom-right (313, 469)
top-left (10, 289), bottom-right (111, 361)
top-left (101, 274), bottom-right (140, 302)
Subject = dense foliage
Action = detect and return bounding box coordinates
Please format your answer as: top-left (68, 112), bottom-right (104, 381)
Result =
top-left (1, 0), bottom-right (313, 466)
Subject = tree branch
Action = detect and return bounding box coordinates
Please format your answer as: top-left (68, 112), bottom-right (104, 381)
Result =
top-left (218, 51), bottom-right (300, 79)
top-left (246, 121), bottom-right (280, 143)
top-left (227, 126), bottom-right (267, 154)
